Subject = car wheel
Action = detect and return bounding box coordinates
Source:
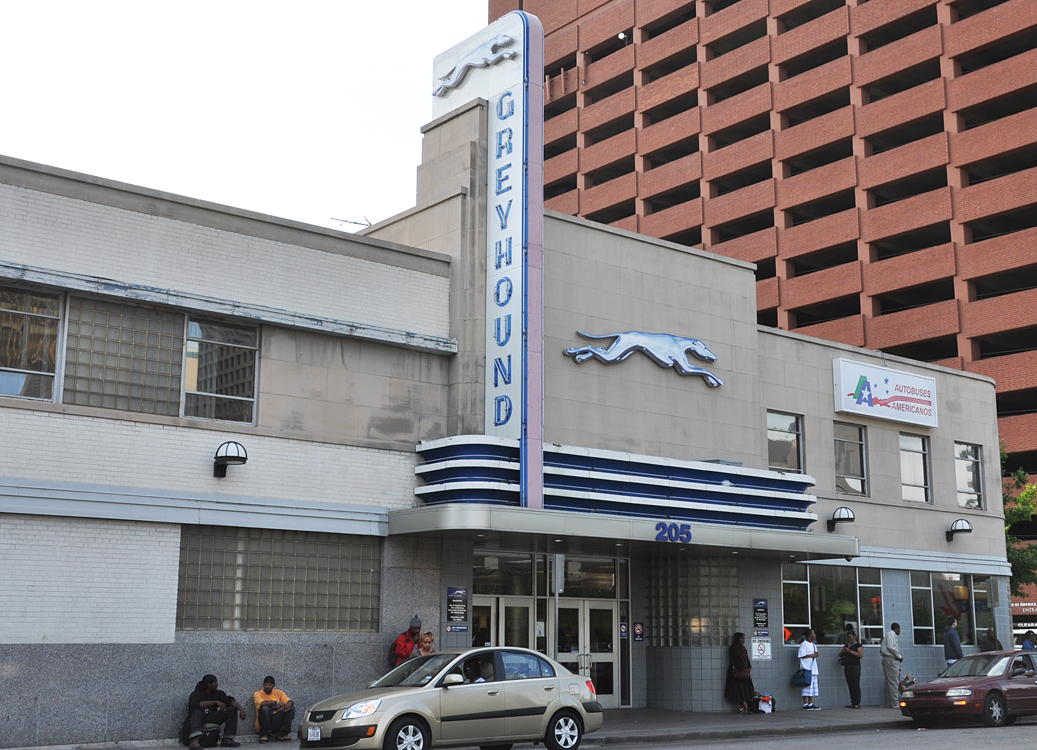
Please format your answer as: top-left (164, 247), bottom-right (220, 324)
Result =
top-left (545, 711), bottom-right (583, 750)
top-left (384, 717), bottom-right (429, 750)
top-left (983, 693), bottom-right (1007, 727)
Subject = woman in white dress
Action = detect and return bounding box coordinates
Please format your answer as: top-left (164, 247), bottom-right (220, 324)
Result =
top-left (798, 629), bottom-right (821, 710)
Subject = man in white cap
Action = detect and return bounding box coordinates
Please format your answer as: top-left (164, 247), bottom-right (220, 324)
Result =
top-left (393, 615), bottom-right (423, 666)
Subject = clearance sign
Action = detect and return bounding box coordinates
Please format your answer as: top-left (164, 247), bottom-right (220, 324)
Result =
top-left (833, 359), bottom-right (938, 427)
top-left (431, 12), bottom-right (545, 508)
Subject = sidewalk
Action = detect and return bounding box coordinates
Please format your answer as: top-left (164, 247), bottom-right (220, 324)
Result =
top-left (4, 705), bottom-right (925, 750)
top-left (592, 705), bottom-right (914, 746)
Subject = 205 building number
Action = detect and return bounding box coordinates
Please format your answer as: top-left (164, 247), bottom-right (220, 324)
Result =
top-left (655, 522), bottom-right (692, 543)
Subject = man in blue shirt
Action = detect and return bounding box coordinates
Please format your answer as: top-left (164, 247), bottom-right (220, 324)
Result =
top-left (1023, 630), bottom-right (1037, 651)
top-left (944, 617), bottom-right (963, 666)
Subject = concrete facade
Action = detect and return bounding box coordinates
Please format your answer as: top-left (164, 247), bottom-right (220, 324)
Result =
top-left (488, 0), bottom-right (1037, 476)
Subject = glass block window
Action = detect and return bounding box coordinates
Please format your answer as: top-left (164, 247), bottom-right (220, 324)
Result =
top-left (176, 526), bottom-right (381, 632)
top-left (0, 285), bottom-right (60, 400)
top-left (834, 422), bottom-right (867, 496)
top-left (955, 442), bottom-right (983, 509)
top-left (185, 318), bottom-right (258, 423)
top-left (767, 411), bottom-right (803, 472)
top-left (645, 557), bottom-right (737, 646)
top-left (900, 433), bottom-right (930, 502)
top-left (63, 297), bottom-right (184, 415)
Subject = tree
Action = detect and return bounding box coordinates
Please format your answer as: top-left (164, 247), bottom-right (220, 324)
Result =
top-left (1001, 440), bottom-right (1037, 596)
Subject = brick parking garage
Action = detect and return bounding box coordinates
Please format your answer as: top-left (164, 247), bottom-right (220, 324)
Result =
top-left (490, 0), bottom-right (1037, 477)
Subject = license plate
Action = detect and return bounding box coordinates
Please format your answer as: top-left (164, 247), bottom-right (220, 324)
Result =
top-left (308, 727), bottom-right (321, 742)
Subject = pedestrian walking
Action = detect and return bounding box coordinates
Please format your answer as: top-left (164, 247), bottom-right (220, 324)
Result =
top-left (798, 628), bottom-right (821, 710)
top-left (943, 617), bottom-right (963, 666)
top-left (879, 623), bottom-right (904, 708)
top-left (839, 631), bottom-right (863, 708)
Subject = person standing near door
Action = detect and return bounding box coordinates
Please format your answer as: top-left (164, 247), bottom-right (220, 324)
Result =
top-left (839, 631), bottom-right (863, 708)
top-left (393, 616), bottom-right (422, 666)
top-left (724, 632), bottom-right (755, 714)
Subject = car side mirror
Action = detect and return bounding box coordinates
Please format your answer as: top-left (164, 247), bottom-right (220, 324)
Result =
top-left (442, 674), bottom-right (464, 687)
top-left (1027, 670), bottom-right (1036, 678)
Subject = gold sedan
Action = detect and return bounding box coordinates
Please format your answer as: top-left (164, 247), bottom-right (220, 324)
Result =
top-left (299, 647), bottom-right (603, 750)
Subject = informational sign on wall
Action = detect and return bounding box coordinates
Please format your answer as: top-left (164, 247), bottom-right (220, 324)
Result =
top-left (753, 599), bottom-right (768, 629)
top-left (751, 636), bottom-right (772, 661)
top-left (431, 11), bottom-right (545, 508)
top-left (833, 358), bottom-right (938, 427)
top-left (447, 586), bottom-right (468, 623)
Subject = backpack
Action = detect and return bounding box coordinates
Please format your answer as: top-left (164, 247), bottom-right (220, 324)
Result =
top-left (179, 719), bottom-right (221, 747)
top-left (387, 634), bottom-right (402, 671)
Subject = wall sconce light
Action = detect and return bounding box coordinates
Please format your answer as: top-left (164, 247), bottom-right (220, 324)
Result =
top-left (214, 441), bottom-right (247, 478)
top-left (947, 518), bottom-right (973, 542)
top-left (827, 506), bottom-right (856, 532)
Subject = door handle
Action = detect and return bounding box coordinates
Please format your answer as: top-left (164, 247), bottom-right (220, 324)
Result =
top-left (487, 689), bottom-right (499, 695)
top-left (544, 685), bottom-right (556, 691)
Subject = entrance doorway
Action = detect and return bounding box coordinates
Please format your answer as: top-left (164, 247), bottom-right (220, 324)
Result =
top-left (555, 600), bottom-right (619, 709)
top-left (472, 596), bottom-right (533, 648)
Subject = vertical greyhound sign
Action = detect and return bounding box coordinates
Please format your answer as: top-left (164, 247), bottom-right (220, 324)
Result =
top-left (432, 12), bottom-right (545, 508)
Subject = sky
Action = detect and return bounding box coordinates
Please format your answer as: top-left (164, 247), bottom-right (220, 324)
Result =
top-left (0, 2), bottom-right (488, 231)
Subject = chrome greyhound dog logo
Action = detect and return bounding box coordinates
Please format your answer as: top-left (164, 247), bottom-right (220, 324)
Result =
top-left (433, 34), bottom-right (516, 97)
top-left (564, 331), bottom-right (724, 387)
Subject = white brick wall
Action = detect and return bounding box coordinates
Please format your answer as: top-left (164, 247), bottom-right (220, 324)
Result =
top-left (0, 182), bottom-right (450, 338)
top-left (0, 409), bottom-right (420, 510)
top-left (0, 515), bottom-right (180, 643)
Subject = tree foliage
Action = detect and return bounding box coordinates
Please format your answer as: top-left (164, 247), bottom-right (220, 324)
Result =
top-left (1001, 440), bottom-right (1037, 596)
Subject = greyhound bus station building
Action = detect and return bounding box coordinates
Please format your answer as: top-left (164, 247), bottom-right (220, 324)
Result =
top-left (0, 13), bottom-right (1013, 746)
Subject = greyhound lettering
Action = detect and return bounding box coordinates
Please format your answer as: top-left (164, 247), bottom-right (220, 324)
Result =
top-left (564, 331), bottom-right (724, 387)
top-left (433, 35), bottom-right (516, 97)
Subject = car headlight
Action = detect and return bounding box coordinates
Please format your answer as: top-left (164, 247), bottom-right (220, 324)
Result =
top-left (900, 691), bottom-right (913, 698)
top-left (945, 689), bottom-right (972, 697)
top-left (338, 700), bottom-right (381, 720)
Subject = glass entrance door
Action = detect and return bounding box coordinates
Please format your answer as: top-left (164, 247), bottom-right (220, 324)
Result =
top-left (473, 596), bottom-right (534, 648)
top-left (554, 600), bottom-right (619, 709)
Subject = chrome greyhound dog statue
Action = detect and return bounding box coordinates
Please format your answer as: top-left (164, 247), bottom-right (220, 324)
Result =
top-left (564, 331), bottom-right (724, 387)
top-left (433, 34), bottom-right (516, 97)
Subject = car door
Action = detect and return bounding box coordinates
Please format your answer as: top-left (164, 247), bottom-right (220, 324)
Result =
top-left (438, 652), bottom-right (506, 742)
top-left (1007, 654), bottom-right (1037, 713)
top-left (501, 650), bottom-right (554, 739)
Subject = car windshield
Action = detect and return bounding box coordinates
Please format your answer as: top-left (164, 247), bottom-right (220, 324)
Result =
top-left (941, 654), bottom-right (1010, 678)
top-left (371, 654), bottom-right (457, 688)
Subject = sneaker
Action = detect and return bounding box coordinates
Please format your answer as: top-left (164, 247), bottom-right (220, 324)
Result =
top-left (851, 705), bottom-right (861, 709)
top-left (808, 705), bottom-right (822, 710)
top-left (259, 736), bottom-right (270, 743)
top-left (802, 704), bottom-right (813, 710)
top-left (221, 741), bottom-right (241, 748)
top-left (276, 736), bottom-right (292, 742)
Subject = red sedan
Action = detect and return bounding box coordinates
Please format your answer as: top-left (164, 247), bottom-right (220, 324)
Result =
top-left (900, 651), bottom-right (1037, 727)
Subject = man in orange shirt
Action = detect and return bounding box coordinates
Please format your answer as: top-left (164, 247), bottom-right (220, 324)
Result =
top-left (253, 676), bottom-right (294, 742)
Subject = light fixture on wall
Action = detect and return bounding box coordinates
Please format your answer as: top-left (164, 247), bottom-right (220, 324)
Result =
top-left (827, 506), bottom-right (856, 532)
top-left (214, 441), bottom-right (248, 478)
top-left (947, 518), bottom-right (973, 542)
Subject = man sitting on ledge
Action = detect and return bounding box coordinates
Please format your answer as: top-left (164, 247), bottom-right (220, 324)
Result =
top-left (253, 675), bottom-right (295, 742)
top-left (186, 674), bottom-right (246, 748)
